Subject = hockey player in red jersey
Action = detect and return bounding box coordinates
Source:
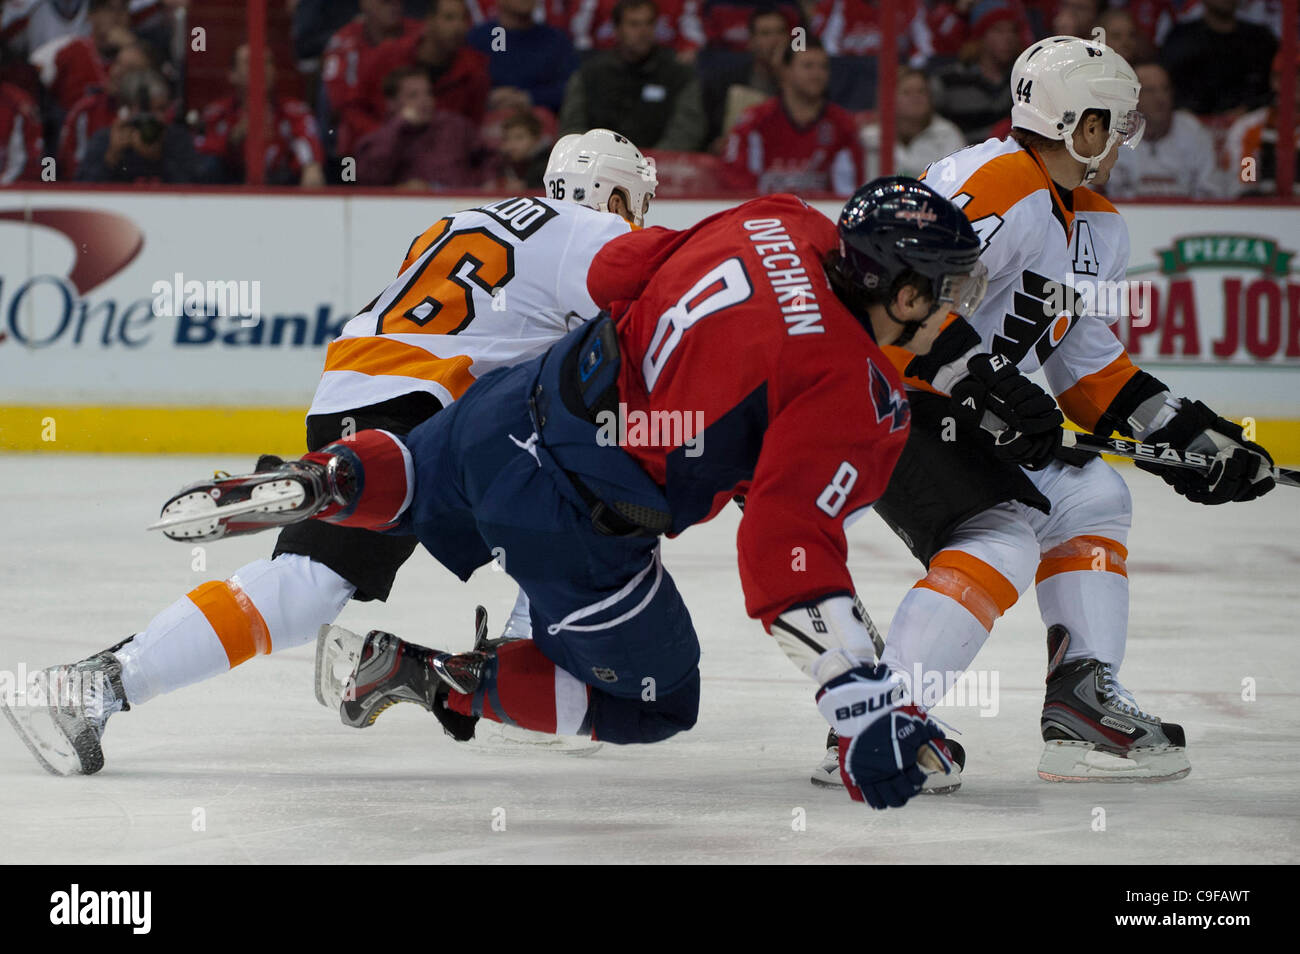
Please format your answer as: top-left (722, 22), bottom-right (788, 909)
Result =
top-left (240, 180), bottom-right (1005, 810)
top-left (809, 37), bottom-right (1279, 790)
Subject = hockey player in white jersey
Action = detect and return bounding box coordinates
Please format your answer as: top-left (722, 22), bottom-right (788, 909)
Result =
top-left (1, 129), bottom-right (659, 776)
top-left (812, 37), bottom-right (1277, 787)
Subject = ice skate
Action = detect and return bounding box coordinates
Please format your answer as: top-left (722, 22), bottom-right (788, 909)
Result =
top-left (149, 453), bottom-right (354, 542)
top-left (1, 650), bottom-right (130, 776)
top-left (463, 604), bottom-right (604, 756)
top-left (315, 624), bottom-right (487, 728)
top-left (1038, 626), bottom-right (1189, 782)
top-left (811, 729), bottom-right (965, 794)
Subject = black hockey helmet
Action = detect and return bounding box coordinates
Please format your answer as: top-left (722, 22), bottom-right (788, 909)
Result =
top-left (831, 176), bottom-right (986, 344)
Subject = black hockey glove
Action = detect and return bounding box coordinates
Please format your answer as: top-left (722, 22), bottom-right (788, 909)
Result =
top-left (950, 353), bottom-right (1066, 471)
top-left (1138, 400), bottom-right (1275, 504)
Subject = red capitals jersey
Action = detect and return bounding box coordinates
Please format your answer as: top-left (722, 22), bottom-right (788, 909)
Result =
top-left (810, 0), bottom-right (920, 56)
top-left (0, 82), bottom-right (43, 184)
top-left (322, 16), bottom-right (424, 155)
top-left (196, 96), bottom-right (324, 185)
top-left (586, 195), bottom-right (911, 628)
top-left (722, 98), bottom-right (865, 197)
top-left (58, 88), bottom-right (116, 177)
top-left (569, 0), bottom-right (705, 52)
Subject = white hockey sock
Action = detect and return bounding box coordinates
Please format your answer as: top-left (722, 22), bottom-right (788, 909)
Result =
top-left (1035, 570), bottom-right (1129, 668)
top-left (500, 589), bottom-right (532, 640)
top-left (114, 554), bottom-right (354, 705)
top-left (880, 587), bottom-right (992, 707)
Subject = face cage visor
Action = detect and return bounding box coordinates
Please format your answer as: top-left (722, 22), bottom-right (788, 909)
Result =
top-left (935, 259), bottom-right (989, 319)
top-left (1116, 108), bottom-right (1145, 149)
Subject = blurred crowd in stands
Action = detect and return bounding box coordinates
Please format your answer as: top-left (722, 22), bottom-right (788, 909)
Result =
top-left (0, 0), bottom-right (1293, 198)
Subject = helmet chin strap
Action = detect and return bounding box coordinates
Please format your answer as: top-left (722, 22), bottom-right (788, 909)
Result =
top-left (884, 302), bottom-right (927, 348)
top-left (1064, 129), bottom-right (1120, 183)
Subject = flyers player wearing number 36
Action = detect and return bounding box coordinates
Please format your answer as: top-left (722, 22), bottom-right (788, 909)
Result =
top-left (145, 180), bottom-right (992, 811)
top-left (809, 37), bottom-right (1277, 790)
top-left (2, 129), bottom-right (658, 776)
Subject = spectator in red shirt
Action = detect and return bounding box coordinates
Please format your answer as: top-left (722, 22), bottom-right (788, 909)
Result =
top-left (358, 0), bottom-right (492, 130)
top-left (569, 0), bottom-right (706, 55)
top-left (33, 0), bottom-right (135, 114)
top-left (56, 40), bottom-right (152, 177)
top-left (322, 0), bottom-right (424, 155)
top-left (701, 1), bottom-right (801, 52)
top-left (0, 79), bottom-right (44, 183)
top-left (721, 38), bottom-right (865, 196)
top-left (197, 43), bottom-right (326, 187)
top-left (355, 66), bottom-right (487, 189)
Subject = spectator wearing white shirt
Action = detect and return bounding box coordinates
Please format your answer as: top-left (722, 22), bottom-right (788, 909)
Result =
top-left (861, 67), bottom-right (966, 180)
top-left (1107, 62), bottom-right (1224, 199)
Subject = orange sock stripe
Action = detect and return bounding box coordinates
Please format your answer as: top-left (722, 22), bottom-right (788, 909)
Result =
top-left (914, 551), bottom-right (1020, 632)
top-left (189, 580), bottom-right (272, 667)
top-left (1036, 535), bottom-right (1128, 584)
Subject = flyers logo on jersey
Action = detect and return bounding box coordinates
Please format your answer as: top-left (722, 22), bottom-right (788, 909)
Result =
top-left (991, 270), bottom-right (1083, 365)
top-left (868, 360), bottom-right (910, 433)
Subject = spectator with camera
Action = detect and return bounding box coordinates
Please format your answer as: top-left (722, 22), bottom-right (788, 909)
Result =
top-left (76, 67), bottom-right (211, 183)
top-left (57, 41), bottom-right (152, 178)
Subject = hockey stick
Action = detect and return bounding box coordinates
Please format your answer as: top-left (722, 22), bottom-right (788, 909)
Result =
top-left (1060, 431), bottom-right (1300, 488)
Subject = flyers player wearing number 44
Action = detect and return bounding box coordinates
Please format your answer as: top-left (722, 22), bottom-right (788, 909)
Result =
top-left (812, 37), bottom-right (1277, 792)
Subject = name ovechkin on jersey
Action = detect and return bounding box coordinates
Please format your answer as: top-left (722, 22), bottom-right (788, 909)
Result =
top-left (743, 216), bottom-right (824, 335)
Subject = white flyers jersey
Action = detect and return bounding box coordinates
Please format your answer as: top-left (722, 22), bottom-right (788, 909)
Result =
top-left (918, 138), bottom-right (1144, 432)
top-left (308, 197), bottom-right (631, 417)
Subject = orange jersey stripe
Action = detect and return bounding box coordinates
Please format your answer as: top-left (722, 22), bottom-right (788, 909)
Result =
top-left (189, 580), bottom-right (271, 667)
top-left (323, 336), bottom-right (477, 400)
top-left (1056, 352), bottom-right (1141, 433)
top-left (1036, 535), bottom-right (1128, 583)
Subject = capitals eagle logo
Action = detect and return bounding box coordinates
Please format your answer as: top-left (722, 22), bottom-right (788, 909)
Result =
top-left (868, 360), bottom-right (910, 433)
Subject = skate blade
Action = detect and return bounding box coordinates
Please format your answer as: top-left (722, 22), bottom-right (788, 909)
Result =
top-left (1, 695), bottom-right (83, 776)
top-left (469, 721), bottom-right (604, 756)
top-left (1037, 740), bottom-right (1191, 782)
top-left (315, 624), bottom-right (366, 710)
top-left (150, 482), bottom-right (305, 539)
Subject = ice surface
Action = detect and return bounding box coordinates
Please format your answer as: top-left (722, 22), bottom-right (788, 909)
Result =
top-left (1, 453), bottom-right (1297, 864)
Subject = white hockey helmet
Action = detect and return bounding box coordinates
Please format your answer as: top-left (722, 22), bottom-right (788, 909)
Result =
top-left (1009, 36), bottom-right (1144, 182)
top-left (543, 128), bottom-right (657, 227)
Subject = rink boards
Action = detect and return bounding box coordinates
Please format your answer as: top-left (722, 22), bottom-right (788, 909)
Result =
top-left (1, 189), bottom-right (1298, 460)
